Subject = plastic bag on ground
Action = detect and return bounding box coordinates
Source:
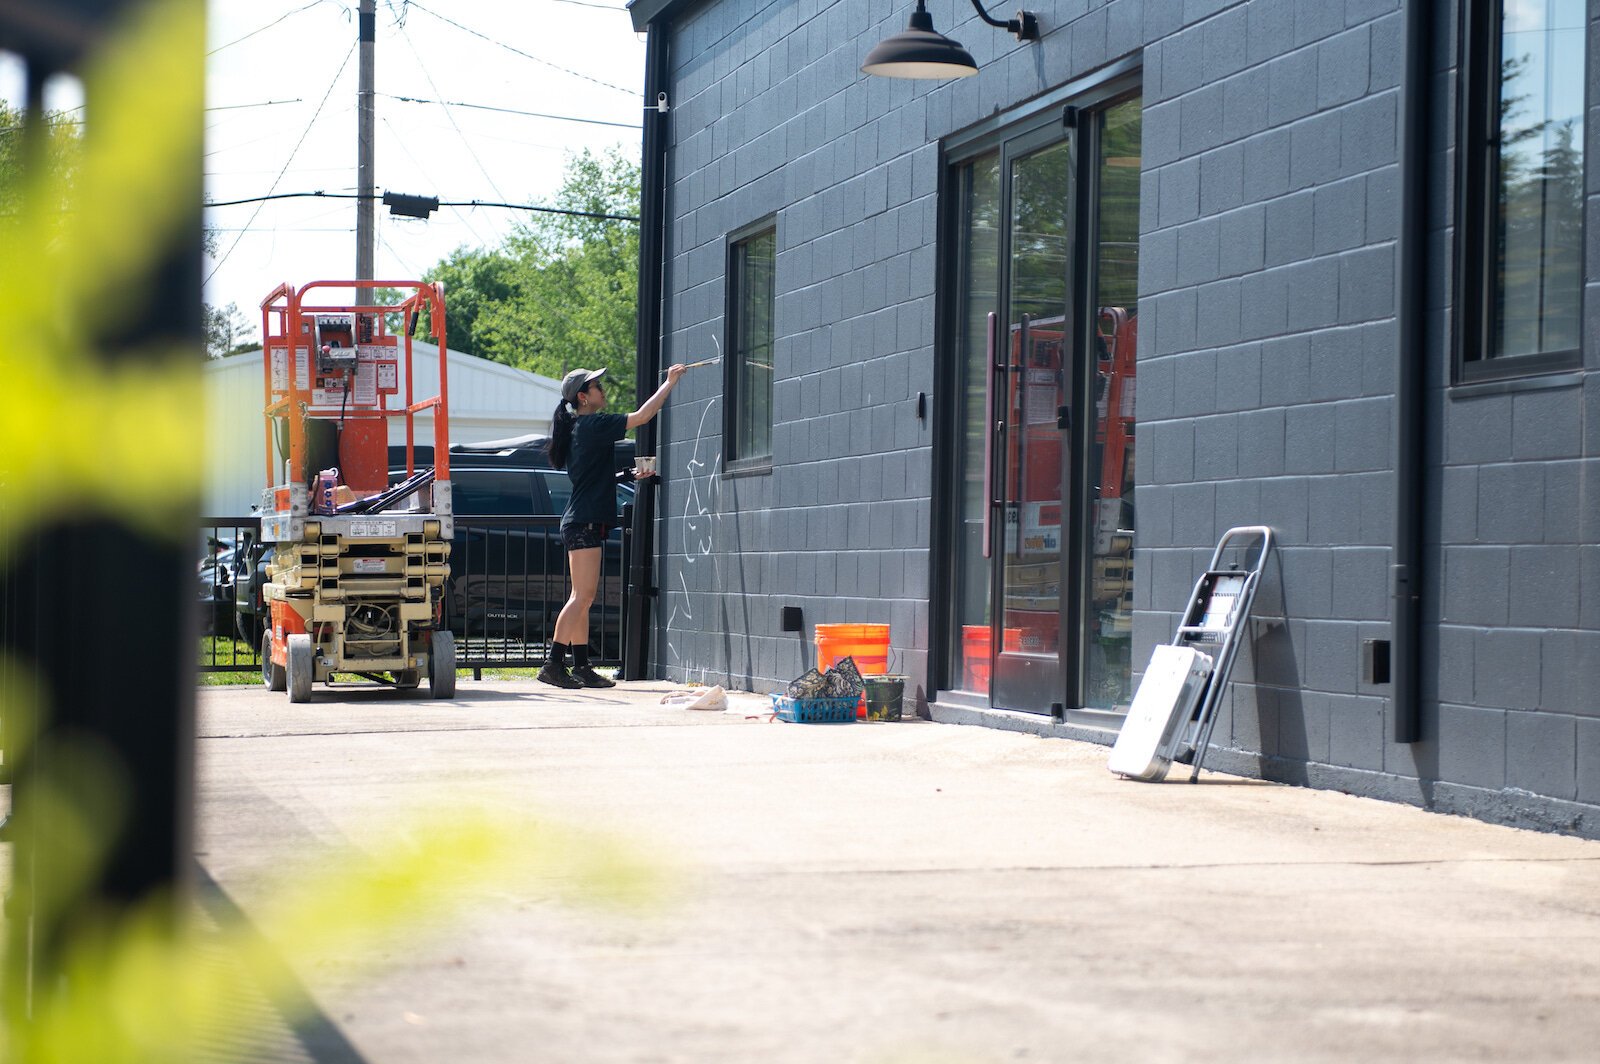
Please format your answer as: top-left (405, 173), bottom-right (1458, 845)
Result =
top-left (659, 685), bottom-right (728, 711)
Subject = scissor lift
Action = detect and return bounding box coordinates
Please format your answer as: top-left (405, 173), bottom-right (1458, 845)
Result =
top-left (256, 280), bottom-right (455, 702)
top-left (1109, 526), bottom-right (1274, 782)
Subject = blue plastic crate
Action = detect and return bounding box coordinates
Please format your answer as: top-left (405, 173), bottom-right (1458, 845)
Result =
top-left (771, 693), bottom-right (859, 723)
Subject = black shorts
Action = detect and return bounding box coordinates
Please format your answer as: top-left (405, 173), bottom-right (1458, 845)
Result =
top-left (561, 522), bottom-right (610, 551)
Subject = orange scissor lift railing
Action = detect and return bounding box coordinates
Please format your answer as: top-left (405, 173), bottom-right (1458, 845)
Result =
top-left (255, 280), bottom-right (457, 702)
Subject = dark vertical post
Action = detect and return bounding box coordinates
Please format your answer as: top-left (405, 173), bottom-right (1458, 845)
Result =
top-left (624, 23), bottom-right (671, 680)
top-left (0, 0), bottom-right (201, 1012)
top-left (356, 0), bottom-right (376, 282)
top-left (1392, 0), bottom-right (1431, 743)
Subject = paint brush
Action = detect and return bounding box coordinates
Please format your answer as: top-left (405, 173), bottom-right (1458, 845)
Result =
top-left (664, 334), bottom-right (723, 376)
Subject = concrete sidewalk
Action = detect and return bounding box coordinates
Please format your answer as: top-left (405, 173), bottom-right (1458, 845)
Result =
top-left (197, 680), bottom-right (1600, 1063)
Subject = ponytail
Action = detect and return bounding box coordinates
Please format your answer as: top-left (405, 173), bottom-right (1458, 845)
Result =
top-left (548, 400), bottom-right (576, 469)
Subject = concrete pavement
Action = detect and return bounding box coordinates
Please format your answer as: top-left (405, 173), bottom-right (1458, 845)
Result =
top-left (197, 679), bottom-right (1600, 1063)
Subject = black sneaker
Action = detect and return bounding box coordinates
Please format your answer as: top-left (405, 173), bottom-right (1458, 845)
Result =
top-left (536, 662), bottom-right (583, 689)
top-left (571, 665), bottom-right (616, 689)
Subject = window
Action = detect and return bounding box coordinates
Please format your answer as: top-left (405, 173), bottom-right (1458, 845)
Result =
top-left (1457, 0), bottom-right (1586, 379)
top-left (451, 470), bottom-right (536, 515)
top-left (726, 222), bottom-right (776, 464)
top-left (534, 470), bottom-right (573, 517)
top-left (533, 469), bottom-right (636, 520)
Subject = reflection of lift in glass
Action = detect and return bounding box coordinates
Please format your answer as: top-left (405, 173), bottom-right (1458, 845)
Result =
top-left (1108, 526), bottom-right (1274, 782)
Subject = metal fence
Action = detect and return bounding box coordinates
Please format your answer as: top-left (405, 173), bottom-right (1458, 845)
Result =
top-left (198, 514), bottom-right (632, 676)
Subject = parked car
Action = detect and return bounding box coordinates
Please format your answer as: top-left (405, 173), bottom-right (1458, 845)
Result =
top-left (198, 557), bottom-right (233, 637)
top-left (387, 433), bottom-right (636, 476)
top-left (434, 464), bottom-right (633, 651)
top-left (229, 532), bottom-right (273, 645)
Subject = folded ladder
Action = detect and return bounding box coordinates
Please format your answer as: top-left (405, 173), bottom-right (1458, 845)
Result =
top-left (1108, 525), bottom-right (1274, 783)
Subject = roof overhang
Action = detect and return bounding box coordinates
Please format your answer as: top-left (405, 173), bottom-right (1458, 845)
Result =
top-left (627, 0), bottom-right (692, 33)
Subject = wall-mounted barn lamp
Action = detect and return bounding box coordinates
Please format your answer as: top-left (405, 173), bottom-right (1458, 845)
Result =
top-left (861, 0), bottom-right (1039, 79)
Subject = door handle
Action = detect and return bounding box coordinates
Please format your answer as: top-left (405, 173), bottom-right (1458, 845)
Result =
top-left (982, 311), bottom-right (998, 560)
top-left (1013, 314), bottom-right (1029, 562)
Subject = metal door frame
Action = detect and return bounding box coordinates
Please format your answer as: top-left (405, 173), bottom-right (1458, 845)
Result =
top-left (931, 68), bottom-right (1144, 718)
top-left (990, 121), bottom-right (1077, 714)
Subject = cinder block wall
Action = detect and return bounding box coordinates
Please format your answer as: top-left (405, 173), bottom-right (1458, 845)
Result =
top-left (1136, 0), bottom-right (1600, 829)
top-left (654, 0), bottom-right (952, 694)
top-left (1416, 3), bottom-right (1600, 820)
top-left (1132, 1), bottom-right (1406, 785)
top-left (654, 0), bottom-right (1176, 699)
top-left (651, 0), bottom-right (1600, 832)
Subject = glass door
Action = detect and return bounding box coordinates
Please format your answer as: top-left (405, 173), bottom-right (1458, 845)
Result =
top-left (1081, 98), bottom-right (1141, 712)
top-left (940, 88), bottom-right (1140, 718)
top-left (992, 130), bottom-right (1075, 712)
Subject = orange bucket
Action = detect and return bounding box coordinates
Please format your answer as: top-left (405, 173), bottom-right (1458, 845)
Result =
top-left (815, 623), bottom-right (890, 675)
top-left (961, 624), bottom-right (1023, 690)
top-left (815, 623), bottom-right (890, 718)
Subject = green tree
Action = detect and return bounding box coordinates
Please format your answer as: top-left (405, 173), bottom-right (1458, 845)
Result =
top-left (419, 246), bottom-right (521, 356)
top-left (202, 300), bottom-right (256, 358)
top-left (1, 101), bottom-right (80, 222)
top-left (414, 147), bottom-right (641, 411)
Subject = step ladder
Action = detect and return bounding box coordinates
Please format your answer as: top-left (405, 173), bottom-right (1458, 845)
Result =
top-left (1109, 525), bottom-right (1274, 783)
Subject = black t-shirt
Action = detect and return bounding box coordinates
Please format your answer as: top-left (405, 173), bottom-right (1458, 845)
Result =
top-left (561, 412), bottom-right (628, 529)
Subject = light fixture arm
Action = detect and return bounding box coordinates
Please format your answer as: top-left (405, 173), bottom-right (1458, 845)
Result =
top-left (967, 0), bottom-right (1039, 41)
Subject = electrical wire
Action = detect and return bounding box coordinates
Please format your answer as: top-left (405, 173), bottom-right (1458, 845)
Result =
top-left (406, 1), bottom-right (640, 97)
top-left (379, 113), bottom-right (489, 247)
top-left (394, 20), bottom-right (510, 206)
top-left (208, 0), bottom-right (343, 56)
top-left (378, 93), bottom-right (639, 131)
top-left (549, 0), bottom-right (630, 9)
top-left (209, 226), bottom-right (355, 232)
top-left (203, 189), bottom-right (640, 222)
top-left (206, 38), bottom-right (357, 285)
top-left (207, 98), bottom-right (304, 112)
top-left (377, 228), bottom-right (422, 276)
top-left (206, 165), bottom-right (351, 178)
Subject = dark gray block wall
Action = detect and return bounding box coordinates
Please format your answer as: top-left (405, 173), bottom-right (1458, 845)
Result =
top-left (1132, 0), bottom-right (1419, 803)
top-left (649, 0), bottom-right (1600, 833)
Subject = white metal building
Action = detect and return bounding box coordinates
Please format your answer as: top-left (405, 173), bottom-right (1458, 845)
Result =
top-left (202, 342), bottom-right (561, 516)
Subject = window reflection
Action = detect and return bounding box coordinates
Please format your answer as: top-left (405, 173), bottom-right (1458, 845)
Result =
top-left (953, 153), bottom-right (1000, 691)
top-left (731, 227), bottom-right (775, 459)
top-left (1493, 0), bottom-right (1584, 358)
top-left (1084, 97), bottom-right (1140, 711)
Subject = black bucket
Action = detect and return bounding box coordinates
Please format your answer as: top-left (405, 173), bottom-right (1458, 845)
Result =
top-left (863, 675), bottom-right (906, 721)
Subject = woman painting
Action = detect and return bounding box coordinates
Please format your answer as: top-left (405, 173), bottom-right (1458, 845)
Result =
top-left (537, 362), bottom-right (685, 689)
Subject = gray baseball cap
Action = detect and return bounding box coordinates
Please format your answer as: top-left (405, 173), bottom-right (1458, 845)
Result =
top-left (560, 367), bottom-right (607, 404)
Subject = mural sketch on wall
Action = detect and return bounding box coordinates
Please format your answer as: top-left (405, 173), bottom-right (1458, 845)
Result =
top-left (663, 336), bottom-right (726, 682)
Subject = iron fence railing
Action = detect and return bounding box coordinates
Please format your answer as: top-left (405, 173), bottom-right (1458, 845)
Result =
top-left (197, 513), bottom-right (632, 675)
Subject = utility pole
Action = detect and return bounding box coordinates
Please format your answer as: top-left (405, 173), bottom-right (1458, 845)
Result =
top-left (356, 0), bottom-right (376, 281)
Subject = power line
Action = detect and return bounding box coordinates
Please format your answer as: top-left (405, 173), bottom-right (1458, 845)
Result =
top-left (205, 165), bottom-right (352, 177)
top-left (549, 0), bottom-right (630, 9)
top-left (394, 20), bottom-right (510, 205)
top-left (381, 113), bottom-right (489, 247)
top-left (378, 93), bottom-right (639, 131)
top-left (377, 228), bottom-right (421, 276)
top-left (203, 189), bottom-right (639, 223)
top-left (206, 38), bottom-right (357, 284)
top-left (207, 98), bottom-right (304, 112)
top-left (209, 226), bottom-right (356, 232)
top-left (208, 0), bottom-right (341, 56)
top-left (406, 1), bottom-right (639, 98)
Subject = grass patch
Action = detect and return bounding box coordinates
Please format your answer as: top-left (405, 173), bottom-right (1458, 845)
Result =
top-left (196, 640), bottom-right (619, 687)
top-left (197, 636), bottom-right (260, 685)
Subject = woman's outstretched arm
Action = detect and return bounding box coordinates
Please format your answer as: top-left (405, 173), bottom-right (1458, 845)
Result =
top-left (625, 363), bottom-right (686, 430)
